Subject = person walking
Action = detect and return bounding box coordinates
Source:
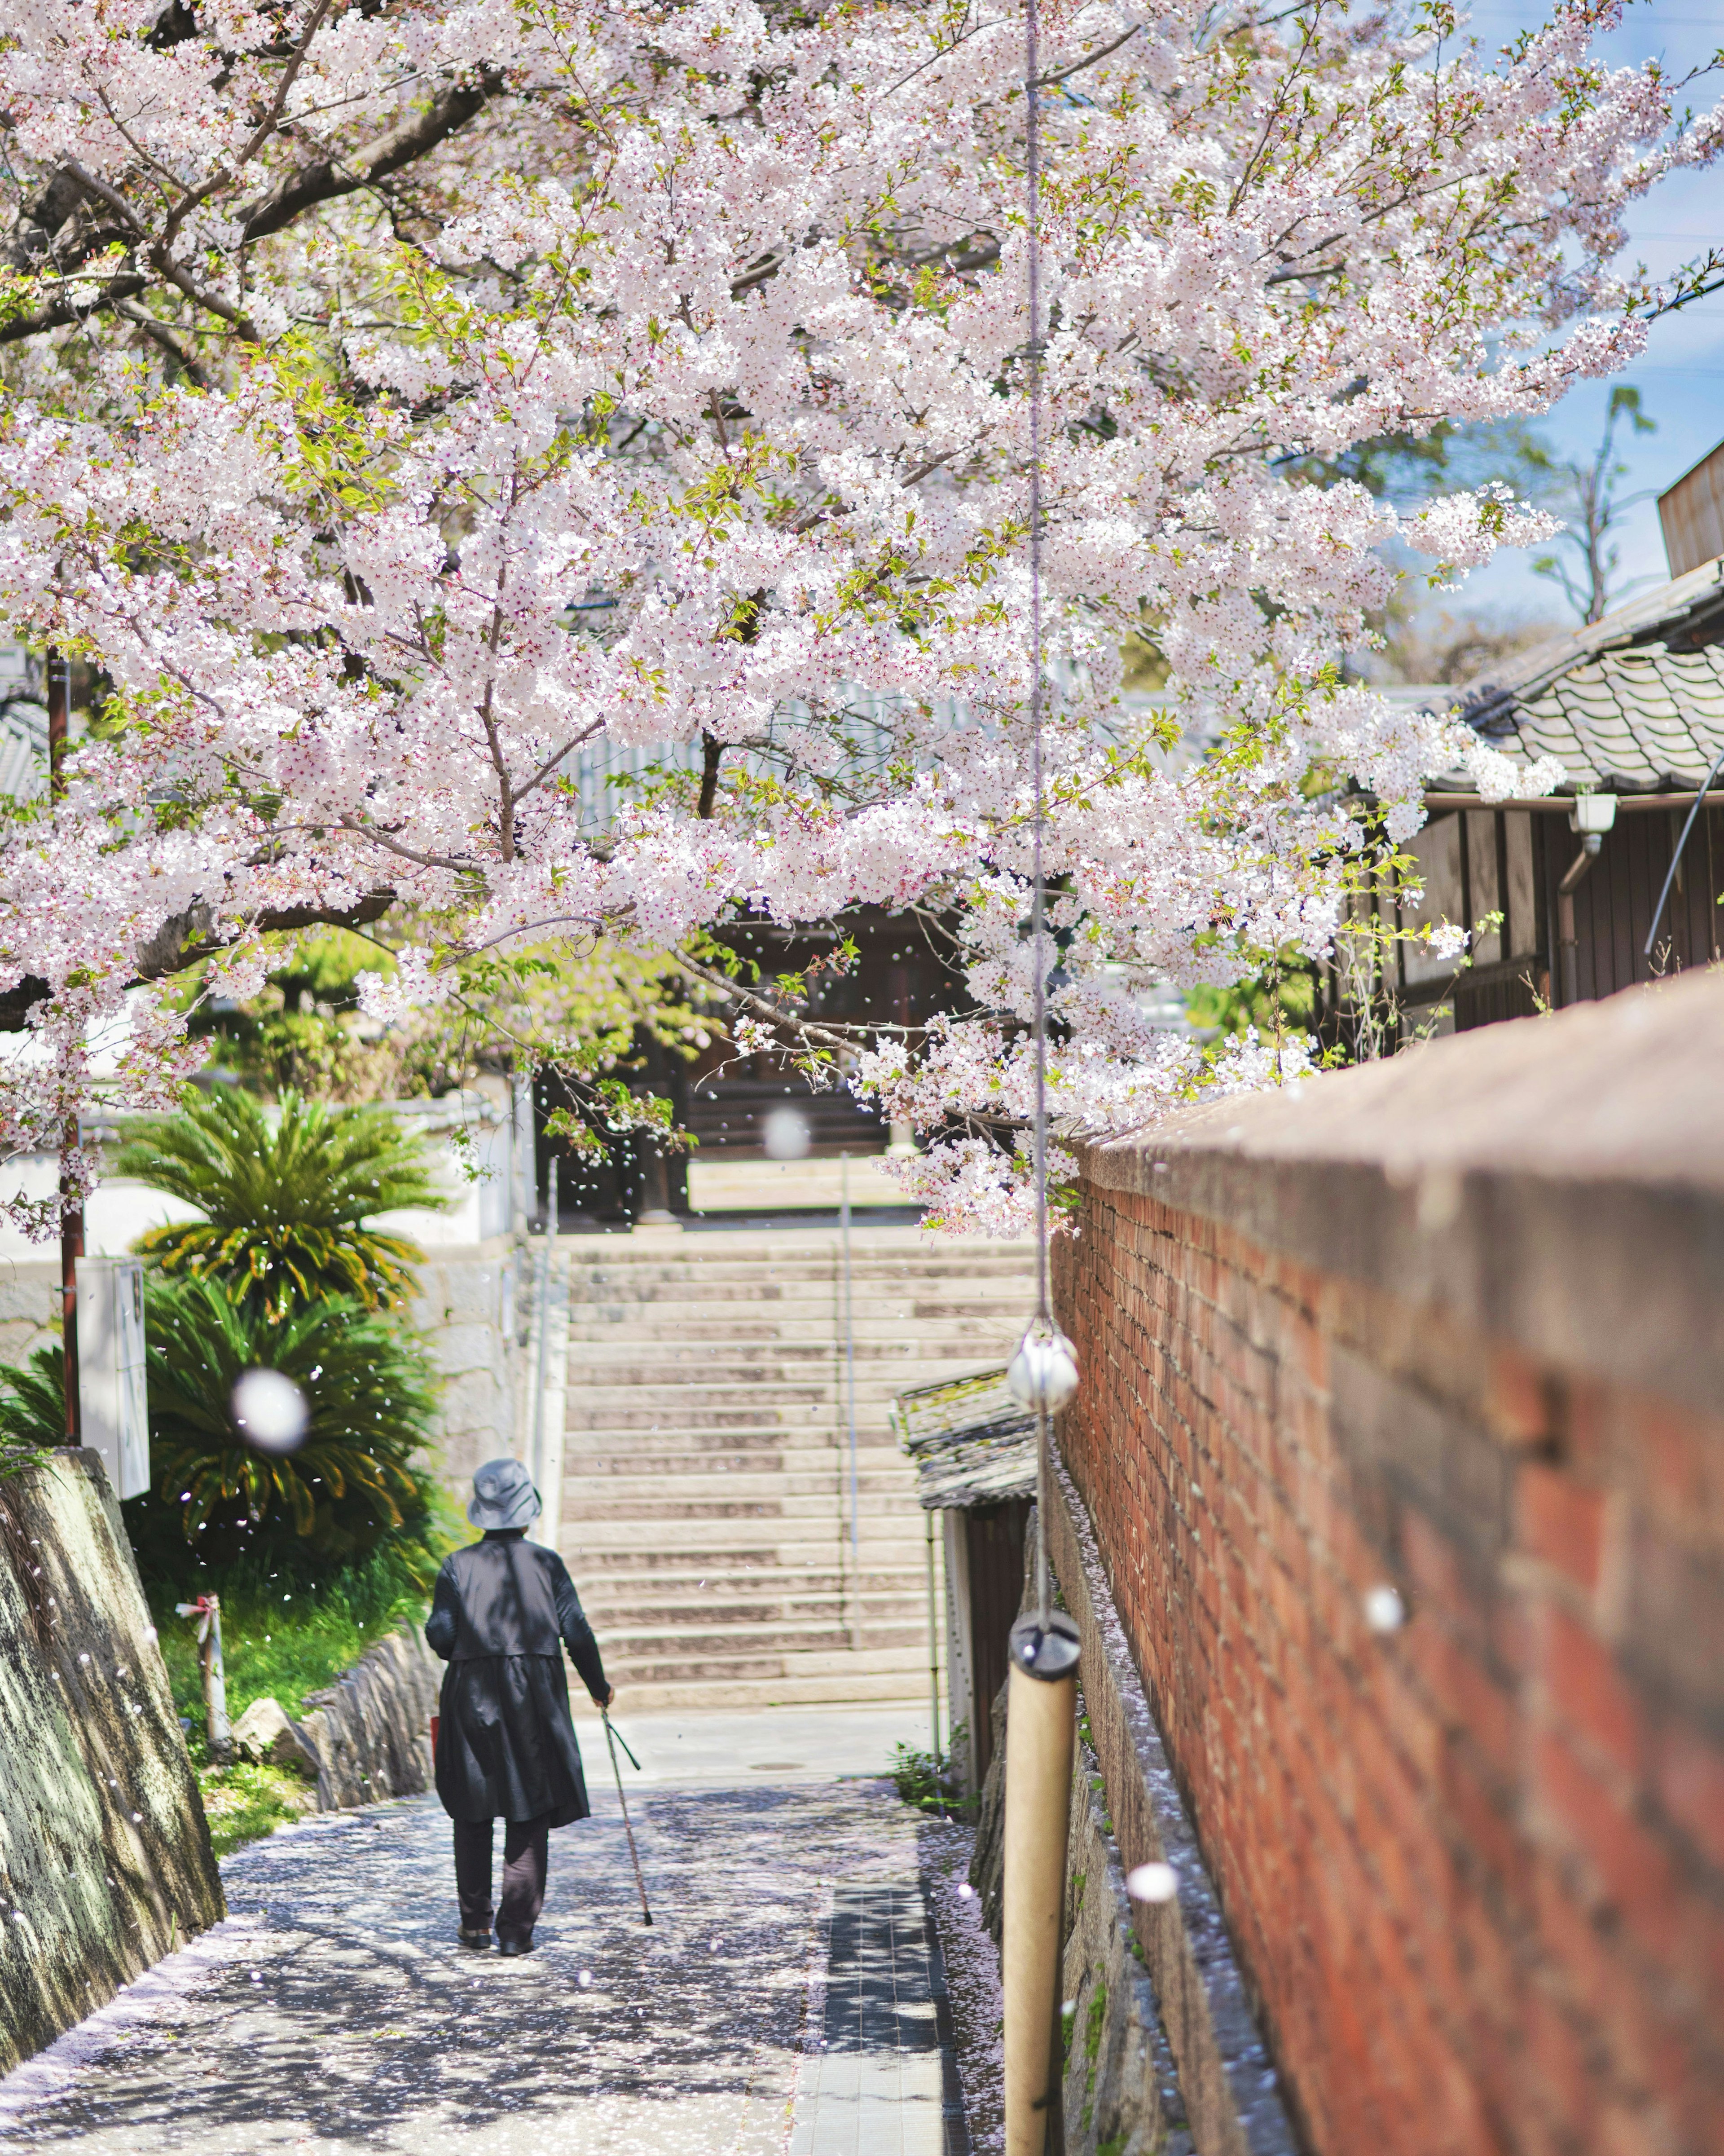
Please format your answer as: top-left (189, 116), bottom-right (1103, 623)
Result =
top-left (426, 1457), bottom-right (613, 1956)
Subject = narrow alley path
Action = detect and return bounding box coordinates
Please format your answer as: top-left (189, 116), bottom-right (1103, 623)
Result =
top-left (0, 1743), bottom-right (982, 2156)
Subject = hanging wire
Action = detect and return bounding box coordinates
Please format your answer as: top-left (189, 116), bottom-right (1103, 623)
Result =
top-left (1024, 0), bottom-right (1054, 1635)
top-left (1025, 0), bottom-right (1049, 1329)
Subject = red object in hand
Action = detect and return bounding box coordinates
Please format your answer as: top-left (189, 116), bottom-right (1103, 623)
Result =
top-left (430, 1714), bottom-right (440, 1753)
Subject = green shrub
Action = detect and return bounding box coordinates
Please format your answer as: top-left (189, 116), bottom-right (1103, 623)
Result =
top-left (126, 1276), bottom-right (440, 1572)
top-left (114, 1087), bottom-right (446, 1321)
top-left (0, 1342), bottom-right (62, 1473)
top-left (888, 1731), bottom-right (968, 1813)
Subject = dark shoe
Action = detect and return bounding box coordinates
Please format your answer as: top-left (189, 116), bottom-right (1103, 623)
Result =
top-left (496, 1934), bottom-right (534, 1958)
top-left (458, 1928), bottom-right (493, 1951)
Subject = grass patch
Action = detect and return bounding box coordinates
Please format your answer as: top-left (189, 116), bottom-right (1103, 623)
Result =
top-left (152, 1534), bottom-right (450, 1855)
top-left (196, 1760), bottom-right (319, 1858)
top-left (152, 1534), bottom-right (441, 1731)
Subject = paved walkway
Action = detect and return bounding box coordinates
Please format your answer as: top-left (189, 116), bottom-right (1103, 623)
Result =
top-left (0, 1737), bottom-right (971, 2156)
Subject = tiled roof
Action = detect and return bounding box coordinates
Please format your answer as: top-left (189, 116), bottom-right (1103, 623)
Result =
top-left (1491, 643), bottom-right (1724, 791)
top-left (891, 1367), bottom-right (1036, 1510)
top-left (1425, 557), bottom-right (1724, 794)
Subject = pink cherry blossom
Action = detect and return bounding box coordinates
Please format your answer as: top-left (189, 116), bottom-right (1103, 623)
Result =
top-left (0, 0), bottom-right (1714, 1231)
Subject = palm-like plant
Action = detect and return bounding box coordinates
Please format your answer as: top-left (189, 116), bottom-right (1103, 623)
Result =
top-left (0, 1344), bottom-right (62, 1476)
top-left (143, 1277), bottom-right (438, 1559)
top-left (114, 1088), bottom-right (447, 1321)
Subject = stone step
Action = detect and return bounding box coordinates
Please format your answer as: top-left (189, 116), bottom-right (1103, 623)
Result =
top-left (562, 1474), bottom-right (924, 1503)
top-left (565, 1319), bottom-right (1023, 1349)
top-left (582, 1671), bottom-right (928, 1715)
top-left (560, 1418), bottom-right (919, 1441)
top-left (602, 1616), bottom-right (927, 1659)
top-left (562, 1407), bottom-right (937, 1435)
top-left (572, 1564), bottom-right (928, 1599)
top-left (576, 1587), bottom-right (930, 1623)
top-left (565, 1271), bottom-right (1030, 1298)
top-left (550, 1221), bottom-right (1021, 1713)
top-left (567, 1540), bottom-right (926, 1565)
top-left (565, 1279), bottom-right (1030, 1308)
top-left (562, 1470), bottom-right (920, 1502)
top-left (561, 1445), bottom-right (911, 1475)
top-left (565, 1340), bottom-right (1017, 1371)
top-left (563, 1237), bottom-right (1032, 1266)
top-left (598, 1641), bottom-right (931, 1686)
top-left (567, 1282), bottom-right (1029, 1308)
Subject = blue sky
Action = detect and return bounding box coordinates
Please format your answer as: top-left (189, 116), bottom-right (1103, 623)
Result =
top-left (1435, 0), bottom-right (1724, 624)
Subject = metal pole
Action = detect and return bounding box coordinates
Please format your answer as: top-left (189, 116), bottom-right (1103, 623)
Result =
top-left (842, 1152), bottom-right (860, 1652)
top-left (602, 1710), bottom-right (653, 1926)
top-left (532, 1156), bottom-right (558, 1491)
top-left (925, 1504), bottom-right (941, 1764)
top-left (48, 653), bottom-right (83, 1448)
top-left (59, 1118), bottom-right (83, 1446)
top-left (1002, 5), bottom-right (1082, 2146)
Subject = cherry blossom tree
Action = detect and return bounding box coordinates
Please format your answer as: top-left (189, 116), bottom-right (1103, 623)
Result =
top-left (0, 0), bottom-right (1715, 1232)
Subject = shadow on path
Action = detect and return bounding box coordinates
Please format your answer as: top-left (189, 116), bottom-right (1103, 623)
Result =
top-left (0, 1778), bottom-right (928, 2156)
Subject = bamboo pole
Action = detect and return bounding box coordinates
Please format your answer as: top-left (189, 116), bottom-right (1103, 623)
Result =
top-left (1003, 1606), bottom-right (1080, 2156)
top-left (176, 1594), bottom-right (233, 1765)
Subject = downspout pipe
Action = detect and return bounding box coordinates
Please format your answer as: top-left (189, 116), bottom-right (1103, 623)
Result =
top-left (1557, 840), bottom-right (1601, 1007)
top-left (1556, 794), bottom-right (1618, 1005)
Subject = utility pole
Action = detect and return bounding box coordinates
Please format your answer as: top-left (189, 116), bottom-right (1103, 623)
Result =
top-left (48, 648), bottom-right (82, 1447)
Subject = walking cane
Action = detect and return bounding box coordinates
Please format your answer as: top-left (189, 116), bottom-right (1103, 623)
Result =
top-left (602, 1709), bottom-right (653, 1927)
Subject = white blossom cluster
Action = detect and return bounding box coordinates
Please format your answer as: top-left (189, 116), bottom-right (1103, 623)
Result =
top-left (0, 0), bottom-right (1713, 1230)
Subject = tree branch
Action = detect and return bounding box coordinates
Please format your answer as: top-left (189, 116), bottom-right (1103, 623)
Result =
top-left (238, 72), bottom-right (502, 244)
top-left (0, 889), bottom-right (398, 1032)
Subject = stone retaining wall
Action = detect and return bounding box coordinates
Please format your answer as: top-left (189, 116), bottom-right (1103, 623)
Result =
top-left (1053, 974), bottom-right (1724, 2156)
top-left (0, 1451), bottom-right (224, 2073)
top-left (299, 1626), bottom-right (442, 1811)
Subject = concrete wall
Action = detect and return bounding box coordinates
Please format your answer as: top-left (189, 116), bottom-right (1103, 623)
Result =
top-left (1054, 974), bottom-right (1724, 2156)
top-left (409, 1236), bottom-right (529, 1497)
top-left (0, 1451), bottom-right (224, 2072)
top-left (4, 1239), bottom-right (529, 1509)
top-left (0, 1088), bottom-right (517, 1270)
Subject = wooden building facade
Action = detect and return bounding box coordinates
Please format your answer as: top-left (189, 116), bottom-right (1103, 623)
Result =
top-left (893, 1369), bottom-right (1035, 1797)
top-left (1325, 556), bottom-right (1724, 1037)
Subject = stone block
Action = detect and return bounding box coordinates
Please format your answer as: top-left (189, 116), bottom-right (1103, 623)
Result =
top-left (230, 1695), bottom-right (321, 1779)
top-left (299, 1626), bottom-right (441, 1811)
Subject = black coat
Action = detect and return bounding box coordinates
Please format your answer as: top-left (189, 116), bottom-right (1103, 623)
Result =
top-left (425, 1531), bottom-right (610, 1827)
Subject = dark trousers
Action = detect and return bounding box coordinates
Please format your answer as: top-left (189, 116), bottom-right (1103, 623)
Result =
top-left (452, 1814), bottom-right (550, 1941)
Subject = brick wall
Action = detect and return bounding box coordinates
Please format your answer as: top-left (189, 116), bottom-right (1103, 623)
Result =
top-left (1053, 974), bottom-right (1724, 2156)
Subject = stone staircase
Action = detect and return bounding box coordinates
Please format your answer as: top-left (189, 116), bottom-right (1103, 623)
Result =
top-left (554, 1226), bottom-right (1037, 1713)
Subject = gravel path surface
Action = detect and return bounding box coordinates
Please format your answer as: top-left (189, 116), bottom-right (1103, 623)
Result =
top-left (0, 1773), bottom-right (966, 2156)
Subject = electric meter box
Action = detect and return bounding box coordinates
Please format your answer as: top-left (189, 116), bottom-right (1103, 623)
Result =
top-left (77, 1255), bottom-right (150, 1501)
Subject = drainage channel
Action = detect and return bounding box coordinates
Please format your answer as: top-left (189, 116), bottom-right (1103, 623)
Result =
top-left (790, 1880), bottom-right (971, 2156)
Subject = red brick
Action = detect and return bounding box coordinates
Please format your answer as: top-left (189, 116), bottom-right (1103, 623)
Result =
top-left (1061, 1170), bottom-right (1723, 2156)
top-left (1518, 1464), bottom-right (1607, 1595)
top-left (1539, 1604), bottom-right (1646, 1786)
top-left (1532, 1730), bottom-right (1682, 1962)
top-left (1653, 1718), bottom-right (1724, 1875)
top-left (1487, 1346), bottom-right (1554, 1447)
top-left (1637, 1397), bottom-right (1724, 1531)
